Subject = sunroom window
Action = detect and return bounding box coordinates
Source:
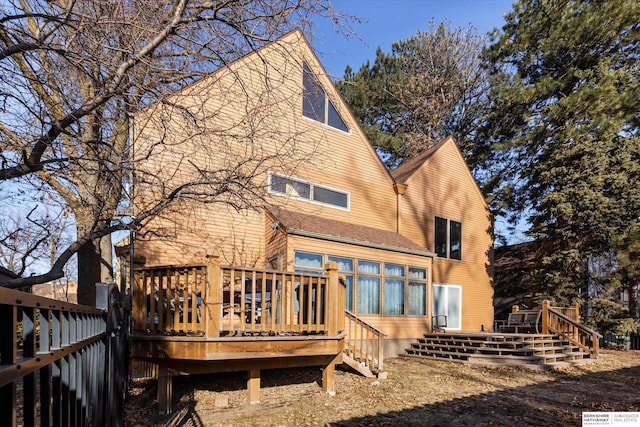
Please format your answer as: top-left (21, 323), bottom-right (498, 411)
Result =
top-left (383, 263), bottom-right (404, 315)
top-left (302, 62), bottom-right (349, 132)
top-left (293, 251), bottom-right (428, 317)
top-left (357, 261), bottom-right (380, 315)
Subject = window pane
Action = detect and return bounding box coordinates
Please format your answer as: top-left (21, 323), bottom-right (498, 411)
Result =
top-left (408, 267), bottom-right (426, 280)
top-left (270, 174), bottom-right (286, 194)
top-left (384, 263), bottom-right (404, 277)
top-left (302, 62), bottom-right (325, 122)
top-left (450, 220), bottom-right (462, 260)
top-left (384, 279), bottom-right (404, 315)
top-left (287, 179), bottom-right (310, 199)
top-left (432, 285), bottom-right (446, 316)
top-left (434, 216), bottom-right (448, 257)
top-left (294, 251), bottom-right (323, 269)
top-left (448, 286), bottom-right (462, 329)
top-left (293, 269), bottom-right (323, 275)
top-left (271, 174), bottom-right (310, 199)
top-left (343, 275), bottom-right (353, 311)
top-left (357, 276), bottom-right (380, 314)
top-left (408, 282), bottom-right (426, 316)
top-left (313, 186), bottom-right (348, 208)
top-left (327, 99), bottom-right (349, 132)
top-left (358, 260), bottom-right (380, 274)
top-left (328, 256), bottom-right (353, 272)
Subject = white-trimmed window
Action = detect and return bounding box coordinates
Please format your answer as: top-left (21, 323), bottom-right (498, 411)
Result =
top-left (269, 172), bottom-right (349, 210)
top-left (432, 284), bottom-right (462, 330)
top-left (302, 62), bottom-right (349, 132)
top-left (434, 216), bottom-right (462, 260)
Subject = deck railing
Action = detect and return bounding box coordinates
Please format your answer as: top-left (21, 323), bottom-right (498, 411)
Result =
top-left (541, 300), bottom-right (601, 357)
top-left (132, 264), bottom-right (207, 334)
top-left (344, 310), bottom-right (386, 372)
top-left (0, 283), bottom-right (128, 426)
top-left (550, 301), bottom-right (580, 322)
top-left (132, 254), bottom-right (346, 338)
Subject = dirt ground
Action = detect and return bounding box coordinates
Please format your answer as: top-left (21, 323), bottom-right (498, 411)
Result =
top-left (125, 349), bottom-right (640, 426)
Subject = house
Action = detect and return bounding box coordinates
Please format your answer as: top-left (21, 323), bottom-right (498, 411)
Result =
top-left (126, 29), bottom-right (493, 410)
top-left (31, 281), bottom-right (78, 303)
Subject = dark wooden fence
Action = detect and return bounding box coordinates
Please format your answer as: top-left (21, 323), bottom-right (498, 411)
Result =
top-left (0, 284), bottom-right (129, 426)
top-left (629, 332), bottom-right (640, 350)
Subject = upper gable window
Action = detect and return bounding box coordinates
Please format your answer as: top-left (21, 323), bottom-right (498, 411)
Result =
top-left (302, 62), bottom-right (349, 132)
top-left (435, 216), bottom-right (462, 260)
top-left (269, 172), bottom-right (349, 210)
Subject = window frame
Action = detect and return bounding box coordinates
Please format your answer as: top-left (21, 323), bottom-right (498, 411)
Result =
top-left (293, 250), bottom-right (428, 317)
top-left (434, 216), bottom-right (463, 260)
top-left (268, 172), bottom-right (350, 211)
top-left (302, 62), bottom-right (350, 133)
top-left (432, 283), bottom-right (462, 330)
top-left (407, 267), bottom-right (428, 316)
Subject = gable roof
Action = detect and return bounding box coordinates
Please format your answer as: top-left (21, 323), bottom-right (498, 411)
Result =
top-left (390, 136), bottom-right (489, 210)
top-left (268, 207), bottom-right (434, 257)
top-left (137, 28), bottom-right (397, 188)
top-left (390, 137), bottom-right (448, 184)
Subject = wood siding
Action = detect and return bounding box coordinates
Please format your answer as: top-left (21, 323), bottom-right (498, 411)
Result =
top-left (133, 30), bottom-right (400, 268)
top-left (398, 138), bottom-right (494, 332)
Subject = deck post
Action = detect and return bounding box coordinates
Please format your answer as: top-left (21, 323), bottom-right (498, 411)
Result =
top-left (541, 300), bottom-right (550, 334)
top-left (322, 354), bottom-right (341, 395)
top-left (206, 248), bottom-right (221, 338)
top-left (247, 369), bottom-right (260, 405)
top-left (157, 365), bottom-right (173, 415)
top-left (571, 301), bottom-right (580, 322)
top-left (325, 262), bottom-right (339, 336)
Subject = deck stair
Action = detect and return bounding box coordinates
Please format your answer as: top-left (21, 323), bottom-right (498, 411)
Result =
top-left (404, 332), bottom-right (595, 368)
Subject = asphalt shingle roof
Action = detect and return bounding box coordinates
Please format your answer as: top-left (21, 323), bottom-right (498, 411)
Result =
top-left (268, 207), bottom-right (431, 256)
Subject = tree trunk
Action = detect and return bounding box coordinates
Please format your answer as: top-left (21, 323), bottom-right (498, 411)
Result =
top-left (627, 277), bottom-right (638, 322)
top-left (75, 214), bottom-right (114, 307)
top-left (100, 234), bottom-right (114, 283)
top-left (77, 238), bottom-right (101, 306)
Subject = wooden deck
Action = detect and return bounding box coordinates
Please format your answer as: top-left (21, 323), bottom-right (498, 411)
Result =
top-left (405, 331), bottom-right (596, 369)
top-left (404, 302), bottom-right (600, 369)
top-left (129, 253), bottom-right (350, 413)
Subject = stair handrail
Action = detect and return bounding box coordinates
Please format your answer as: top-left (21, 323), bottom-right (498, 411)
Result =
top-left (344, 310), bottom-right (386, 371)
top-left (542, 301), bottom-right (602, 358)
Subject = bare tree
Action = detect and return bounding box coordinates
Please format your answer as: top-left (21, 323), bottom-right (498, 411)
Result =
top-left (0, 0), bottom-right (349, 305)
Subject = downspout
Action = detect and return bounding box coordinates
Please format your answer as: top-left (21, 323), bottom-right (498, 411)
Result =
top-left (393, 182), bottom-right (407, 234)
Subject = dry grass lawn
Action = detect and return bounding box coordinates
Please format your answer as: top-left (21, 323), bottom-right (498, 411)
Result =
top-left (126, 349), bottom-right (640, 426)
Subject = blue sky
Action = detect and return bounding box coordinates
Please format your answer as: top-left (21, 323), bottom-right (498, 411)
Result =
top-left (311, 0), bottom-right (515, 78)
